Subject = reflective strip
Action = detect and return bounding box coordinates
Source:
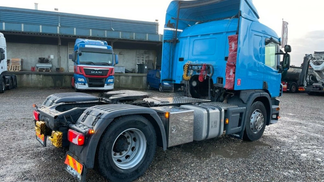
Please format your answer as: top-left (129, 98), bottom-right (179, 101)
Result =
top-left (36, 132), bottom-right (44, 142)
top-left (64, 155), bottom-right (83, 174)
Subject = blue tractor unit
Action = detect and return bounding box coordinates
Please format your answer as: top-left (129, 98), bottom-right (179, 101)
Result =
top-left (33, 1), bottom-right (291, 182)
top-left (70, 38), bottom-right (118, 91)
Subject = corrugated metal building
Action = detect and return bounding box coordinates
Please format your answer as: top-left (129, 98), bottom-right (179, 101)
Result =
top-left (0, 6), bottom-right (162, 73)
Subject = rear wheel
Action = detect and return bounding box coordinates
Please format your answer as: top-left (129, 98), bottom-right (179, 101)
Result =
top-left (289, 83), bottom-right (297, 93)
top-left (0, 77), bottom-right (5, 93)
top-left (243, 101), bottom-right (267, 141)
top-left (97, 115), bottom-right (156, 182)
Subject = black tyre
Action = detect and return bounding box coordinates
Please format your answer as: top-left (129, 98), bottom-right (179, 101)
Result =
top-left (0, 77), bottom-right (5, 93)
top-left (74, 82), bottom-right (80, 92)
top-left (13, 76), bottom-right (17, 88)
top-left (289, 83), bottom-right (297, 93)
top-left (6, 78), bottom-right (13, 90)
top-left (158, 84), bottom-right (163, 92)
top-left (97, 115), bottom-right (156, 182)
top-left (243, 101), bottom-right (267, 141)
top-left (147, 83), bottom-right (151, 90)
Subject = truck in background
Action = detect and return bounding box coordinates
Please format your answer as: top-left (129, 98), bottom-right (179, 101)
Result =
top-left (299, 51), bottom-right (324, 94)
top-left (0, 32), bottom-right (17, 93)
top-left (70, 38), bottom-right (118, 91)
top-left (281, 66), bottom-right (302, 93)
top-left (33, 0), bottom-right (291, 182)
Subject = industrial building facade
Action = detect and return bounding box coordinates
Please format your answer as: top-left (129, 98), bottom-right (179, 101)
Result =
top-left (0, 6), bottom-right (162, 73)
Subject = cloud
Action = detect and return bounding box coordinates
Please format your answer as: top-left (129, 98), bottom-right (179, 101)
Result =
top-left (289, 30), bottom-right (324, 67)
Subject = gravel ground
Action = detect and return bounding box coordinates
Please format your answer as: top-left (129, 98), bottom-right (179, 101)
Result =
top-left (0, 88), bottom-right (323, 182)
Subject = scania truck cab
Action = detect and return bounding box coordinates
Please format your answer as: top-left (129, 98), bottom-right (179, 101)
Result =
top-left (70, 38), bottom-right (118, 91)
top-left (161, 0), bottom-right (290, 99)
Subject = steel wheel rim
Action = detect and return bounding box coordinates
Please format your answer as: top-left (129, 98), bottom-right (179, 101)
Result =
top-left (111, 128), bottom-right (146, 170)
top-left (250, 109), bottom-right (264, 134)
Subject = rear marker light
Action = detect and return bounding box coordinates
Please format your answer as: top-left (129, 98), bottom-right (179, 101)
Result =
top-left (33, 110), bottom-right (40, 121)
top-left (165, 112), bottom-right (170, 119)
top-left (68, 129), bottom-right (85, 146)
top-left (88, 129), bottom-right (95, 135)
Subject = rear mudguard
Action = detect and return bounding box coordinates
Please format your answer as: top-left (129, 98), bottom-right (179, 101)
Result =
top-left (68, 104), bottom-right (167, 169)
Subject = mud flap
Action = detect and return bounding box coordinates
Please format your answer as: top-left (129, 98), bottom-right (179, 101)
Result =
top-left (65, 153), bottom-right (87, 182)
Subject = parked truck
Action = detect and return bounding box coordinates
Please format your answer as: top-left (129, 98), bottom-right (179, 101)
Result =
top-left (281, 66), bottom-right (302, 93)
top-left (0, 32), bottom-right (17, 93)
top-left (33, 1), bottom-right (291, 182)
top-left (70, 38), bottom-right (118, 91)
top-left (299, 51), bottom-right (324, 94)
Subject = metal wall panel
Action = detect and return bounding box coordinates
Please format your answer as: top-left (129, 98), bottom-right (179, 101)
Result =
top-left (76, 28), bottom-right (90, 36)
top-left (0, 7), bottom-right (158, 34)
top-left (92, 30), bottom-right (105, 38)
top-left (0, 10), bottom-right (57, 26)
top-left (107, 31), bottom-right (120, 39)
top-left (135, 33), bottom-right (146, 41)
top-left (24, 24), bottom-right (39, 32)
top-left (60, 27), bottom-right (74, 35)
top-left (5, 23), bottom-right (21, 31)
top-left (42, 25), bottom-right (57, 34)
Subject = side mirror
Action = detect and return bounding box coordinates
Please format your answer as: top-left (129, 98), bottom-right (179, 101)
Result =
top-left (114, 54), bottom-right (119, 65)
top-left (69, 52), bottom-right (76, 62)
top-left (282, 53), bottom-right (290, 70)
top-left (0, 48), bottom-right (4, 61)
top-left (284, 45), bottom-right (291, 53)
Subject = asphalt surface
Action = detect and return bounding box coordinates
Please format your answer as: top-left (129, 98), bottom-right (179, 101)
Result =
top-left (0, 88), bottom-right (323, 182)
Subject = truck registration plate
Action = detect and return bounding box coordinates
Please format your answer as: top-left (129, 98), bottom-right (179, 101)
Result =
top-left (35, 131), bottom-right (47, 147)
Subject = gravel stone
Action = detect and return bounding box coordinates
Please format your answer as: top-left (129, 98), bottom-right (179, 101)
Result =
top-left (0, 88), bottom-right (323, 181)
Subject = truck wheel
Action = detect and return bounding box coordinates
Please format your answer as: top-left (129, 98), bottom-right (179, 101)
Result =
top-left (97, 115), bottom-right (156, 182)
top-left (13, 76), bottom-right (17, 88)
top-left (74, 83), bottom-right (79, 92)
top-left (7, 78), bottom-right (13, 90)
top-left (289, 83), bottom-right (297, 93)
top-left (0, 78), bottom-right (5, 93)
top-left (147, 83), bottom-right (151, 90)
top-left (158, 84), bottom-right (163, 92)
top-left (243, 101), bottom-right (267, 141)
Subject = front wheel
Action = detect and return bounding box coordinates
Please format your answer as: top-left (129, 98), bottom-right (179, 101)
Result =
top-left (97, 115), bottom-right (157, 182)
top-left (243, 101), bottom-right (267, 141)
top-left (158, 84), bottom-right (163, 92)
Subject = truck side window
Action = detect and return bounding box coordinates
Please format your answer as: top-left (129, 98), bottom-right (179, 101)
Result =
top-left (265, 42), bottom-right (278, 70)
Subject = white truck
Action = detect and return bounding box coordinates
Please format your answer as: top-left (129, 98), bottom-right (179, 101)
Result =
top-left (0, 32), bottom-right (17, 93)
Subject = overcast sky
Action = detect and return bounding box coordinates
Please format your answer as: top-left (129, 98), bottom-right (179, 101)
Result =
top-left (0, 0), bottom-right (324, 66)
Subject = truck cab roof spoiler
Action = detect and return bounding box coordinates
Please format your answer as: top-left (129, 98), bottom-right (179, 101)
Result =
top-left (165, 0), bottom-right (259, 30)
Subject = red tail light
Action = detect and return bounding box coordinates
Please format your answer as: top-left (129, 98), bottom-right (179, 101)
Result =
top-left (68, 129), bottom-right (85, 146)
top-left (33, 110), bottom-right (40, 121)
